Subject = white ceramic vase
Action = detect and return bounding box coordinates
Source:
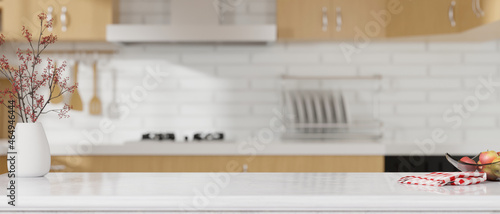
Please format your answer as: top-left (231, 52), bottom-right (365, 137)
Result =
top-left (15, 123), bottom-right (51, 177)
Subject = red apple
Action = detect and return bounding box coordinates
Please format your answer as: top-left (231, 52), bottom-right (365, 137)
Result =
top-left (459, 156), bottom-right (477, 172)
top-left (479, 151), bottom-right (498, 164)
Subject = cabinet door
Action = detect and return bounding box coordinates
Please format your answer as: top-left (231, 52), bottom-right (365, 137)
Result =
top-left (18, 0), bottom-right (115, 42)
top-left (277, 0), bottom-right (331, 40)
top-left (386, 0), bottom-right (459, 37)
top-left (457, 0), bottom-right (500, 32)
top-left (50, 156), bottom-right (250, 172)
top-left (0, 0), bottom-right (25, 40)
top-left (331, 0), bottom-right (387, 39)
top-left (51, 0), bottom-right (115, 41)
top-left (248, 156), bottom-right (384, 172)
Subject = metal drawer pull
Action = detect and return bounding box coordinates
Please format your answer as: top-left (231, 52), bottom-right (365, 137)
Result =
top-left (449, 1), bottom-right (456, 27)
top-left (472, 0), bottom-right (485, 17)
top-left (61, 6), bottom-right (68, 32)
top-left (336, 7), bottom-right (342, 32)
top-left (47, 6), bottom-right (53, 32)
top-left (322, 7), bottom-right (328, 32)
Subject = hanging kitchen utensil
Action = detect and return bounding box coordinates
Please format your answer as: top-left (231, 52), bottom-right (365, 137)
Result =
top-left (107, 68), bottom-right (120, 119)
top-left (89, 62), bottom-right (102, 115)
top-left (69, 61), bottom-right (83, 111)
top-left (51, 61), bottom-right (64, 104)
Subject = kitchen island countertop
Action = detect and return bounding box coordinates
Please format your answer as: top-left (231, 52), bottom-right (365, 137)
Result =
top-left (1, 172), bottom-right (500, 212)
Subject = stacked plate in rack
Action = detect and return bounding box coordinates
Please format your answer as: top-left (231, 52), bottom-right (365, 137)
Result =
top-left (282, 89), bottom-right (381, 140)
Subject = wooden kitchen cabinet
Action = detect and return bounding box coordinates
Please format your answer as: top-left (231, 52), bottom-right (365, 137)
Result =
top-left (331, 0), bottom-right (387, 39)
top-left (277, 0), bottom-right (500, 40)
top-left (277, 0), bottom-right (331, 40)
top-left (277, 0), bottom-right (387, 40)
top-left (47, 155), bottom-right (384, 173)
top-left (386, 0), bottom-right (459, 37)
top-left (456, 0), bottom-right (500, 32)
top-left (4, 0), bottom-right (116, 42)
top-left (0, 0), bottom-right (24, 40)
top-left (248, 156), bottom-right (384, 172)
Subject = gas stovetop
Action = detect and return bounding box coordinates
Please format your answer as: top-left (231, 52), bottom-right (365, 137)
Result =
top-left (142, 132), bottom-right (224, 142)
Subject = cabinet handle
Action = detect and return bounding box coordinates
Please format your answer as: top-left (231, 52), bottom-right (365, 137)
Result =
top-left (336, 7), bottom-right (342, 32)
top-left (47, 6), bottom-right (53, 32)
top-left (61, 6), bottom-right (68, 32)
top-left (472, 0), bottom-right (485, 17)
top-left (242, 164), bottom-right (248, 173)
top-left (322, 7), bottom-right (328, 32)
top-left (448, 1), bottom-right (456, 27)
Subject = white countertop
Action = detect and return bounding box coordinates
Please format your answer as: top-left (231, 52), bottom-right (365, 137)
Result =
top-left (1, 172), bottom-right (500, 212)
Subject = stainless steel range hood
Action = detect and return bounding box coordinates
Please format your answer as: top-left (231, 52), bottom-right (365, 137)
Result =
top-left (107, 0), bottom-right (276, 43)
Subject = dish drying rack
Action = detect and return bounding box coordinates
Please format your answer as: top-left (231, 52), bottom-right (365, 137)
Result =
top-left (280, 75), bottom-right (383, 141)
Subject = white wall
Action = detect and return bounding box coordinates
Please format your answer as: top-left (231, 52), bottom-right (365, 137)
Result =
top-left (39, 0), bottom-right (500, 147)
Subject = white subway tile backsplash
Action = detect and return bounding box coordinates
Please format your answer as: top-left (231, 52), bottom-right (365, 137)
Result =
top-left (465, 129), bottom-right (500, 143)
top-left (288, 65), bottom-right (357, 76)
top-left (359, 65), bottom-right (427, 76)
top-left (393, 129), bottom-right (462, 144)
top-left (286, 43), bottom-right (343, 52)
top-left (217, 65), bottom-right (285, 77)
top-left (133, 104), bottom-right (178, 116)
top-left (393, 53), bottom-right (461, 64)
top-left (144, 118), bottom-right (214, 129)
top-left (179, 79), bottom-right (248, 90)
top-left (215, 92), bottom-right (279, 103)
top-left (464, 53), bottom-right (500, 63)
top-left (429, 65), bottom-right (496, 76)
top-left (216, 44), bottom-right (286, 52)
top-left (183, 54), bottom-right (250, 64)
top-left (321, 80), bottom-right (383, 90)
top-left (322, 53), bottom-right (391, 64)
top-left (383, 117), bottom-right (426, 128)
top-left (428, 91), bottom-right (487, 102)
top-left (145, 92), bottom-right (214, 103)
top-left (428, 41), bottom-right (497, 52)
top-left (396, 104), bottom-right (450, 115)
top-left (251, 79), bottom-right (280, 89)
top-left (215, 117), bottom-right (270, 128)
top-left (181, 104), bottom-right (251, 115)
top-left (252, 105), bottom-right (280, 115)
top-left (361, 42), bottom-right (427, 52)
top-left (252, 53), bottom-right (321, 64)
top-left (378, 91), bottom-right (427, 102)
top-left (428, 117), bottom-right (496, 128)
top-left (392, 79), bottom-right (461, 89)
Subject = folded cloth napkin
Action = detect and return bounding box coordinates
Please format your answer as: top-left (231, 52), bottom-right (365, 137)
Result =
top-left (398, 172), bottom-right (487, 187)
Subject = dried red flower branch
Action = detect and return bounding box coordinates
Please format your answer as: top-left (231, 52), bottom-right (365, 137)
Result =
top-left (0, 12), bottom-right (78, 123)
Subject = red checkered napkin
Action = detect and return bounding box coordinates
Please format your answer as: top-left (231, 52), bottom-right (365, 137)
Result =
top-left (399, 172), bottom-right (487, 187)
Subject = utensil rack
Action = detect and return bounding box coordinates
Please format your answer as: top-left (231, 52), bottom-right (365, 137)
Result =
top-left (280, 75), bottom-right (383, 141)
